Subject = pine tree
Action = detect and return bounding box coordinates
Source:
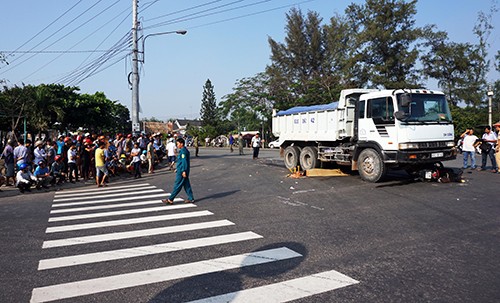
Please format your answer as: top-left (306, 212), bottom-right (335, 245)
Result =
top-left (200, 79), bottom-right (218, 127)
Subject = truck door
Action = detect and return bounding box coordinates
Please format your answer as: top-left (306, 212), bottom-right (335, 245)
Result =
top-left (358, 97), bottom-right (395, 147)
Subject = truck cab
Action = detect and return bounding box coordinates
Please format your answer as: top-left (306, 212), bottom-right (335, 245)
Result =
top-left (355, 89), bottom-right (456, 181)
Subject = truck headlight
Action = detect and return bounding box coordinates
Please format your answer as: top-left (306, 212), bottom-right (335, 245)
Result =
top-left (446, 141), bottom-right (455, 147)
top-left (399, 143), bottom-right (419, 150)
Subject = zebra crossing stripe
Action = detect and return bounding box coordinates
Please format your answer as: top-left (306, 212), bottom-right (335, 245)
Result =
top-left (187, 269), bottom-right (359, 303)
top-left (51, 193), bottom-right (170, 208)
top-left (30, 247), bottom-right (302, 303)
top-left (39, 230), bottom-right (259, 269)
top-left (48, 203), bottom-right (195, 222)
top-left (46, 210), bottom-right (212, 233)
top-left (53, 185), bottom-right (156, 199)
top-left (42, 219), bottom-right (235, 249)
top-left (50, 199), bottom-right (171, 214)
top-left (53, 188), bottom-right (164, 202)
top-left (53, 183), bottom-right (151, 196)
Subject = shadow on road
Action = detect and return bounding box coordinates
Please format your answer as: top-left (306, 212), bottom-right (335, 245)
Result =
top-left (148, 242), bottom-right (307, 303)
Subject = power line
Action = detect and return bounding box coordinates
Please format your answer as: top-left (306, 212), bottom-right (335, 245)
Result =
top-left (5, 0), bottom-right (84, 58)
top-left (0, 1), bottom-right (105, 75)
top-left (0, 50), bottom-right (126, 54)
top-left (186, 0), bottom-right (314, 31)
top-left (21, 0), bottom-right (125, 82)
top-left (145, 0), bottom-right (223, 22)
top-left (143, 0), bottom-right (248, 30)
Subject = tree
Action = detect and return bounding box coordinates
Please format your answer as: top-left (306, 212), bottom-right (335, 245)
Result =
top-left (344, 0), bottom-right (423, 88)
top-left (200, 79), bottom-right (218, 127)
top-left (421, 29), bottom-right (484, 106)
top-left (220, 73), bottom-right (273, 133)
top-left (267, 8), bottom-right (332, 108)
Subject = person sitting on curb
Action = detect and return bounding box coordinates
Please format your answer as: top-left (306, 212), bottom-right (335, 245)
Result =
top-left (16, 163), bottom-right (37, 193)
top-left (51, 155), bottom-right (66, 185)
top-left (34, 160), bottom-right (53, 189)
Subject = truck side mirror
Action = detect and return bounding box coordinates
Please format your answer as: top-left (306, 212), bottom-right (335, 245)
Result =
top-left (400, 94), bottom-right (411, 107)
top-left (394, 111), bottom-right (407, 121)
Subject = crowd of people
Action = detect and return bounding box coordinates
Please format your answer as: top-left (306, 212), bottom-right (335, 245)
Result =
top-left (459, 122), bottom-right (500, 173)
top-left (0, 132), bottom-right (176, 193)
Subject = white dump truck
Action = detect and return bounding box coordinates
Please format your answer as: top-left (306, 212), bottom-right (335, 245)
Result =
top-left (272, 89), bottom-right (457, 182)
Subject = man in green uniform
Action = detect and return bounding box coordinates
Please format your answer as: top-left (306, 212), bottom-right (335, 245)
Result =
top-left (163, 138), bottom-right (194, 204)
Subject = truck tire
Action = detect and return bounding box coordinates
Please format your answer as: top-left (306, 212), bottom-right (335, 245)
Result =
top-left (284, 146), bottom-right (301, 170)
top-left (358, 148), bottom-right (386, 182)
top-left (299, 146), bottom-right (319, 170)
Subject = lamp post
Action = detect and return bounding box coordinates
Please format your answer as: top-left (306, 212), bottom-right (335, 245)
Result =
top-left (488, 86), bottom-right (493, 127)
top-left (130, 29), bottom-right (187, 135)
top-left (140, 30), bottom-right (187, 64)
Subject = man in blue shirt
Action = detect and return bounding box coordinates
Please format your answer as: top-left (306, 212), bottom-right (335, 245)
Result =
top-left (163, 138), bottom-right (194, 204)
top-left (34, 160), bottom-right (53, 189)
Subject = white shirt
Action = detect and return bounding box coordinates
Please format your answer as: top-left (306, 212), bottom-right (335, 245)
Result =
top-left (251, 136), bottom-right (261, 148)
top-left (462, 135), bottom-right (479, 152)
top-left (131, 147), bottom-right (141, 163)
top-left (166, 142), bottom-right (176, 156)
top-left (67, 149), bottom-right (77, 163)
top-left (482, 132), bottom-right (497, 146)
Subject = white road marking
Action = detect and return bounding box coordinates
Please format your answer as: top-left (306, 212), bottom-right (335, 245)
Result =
top-left (54, 183), bottom-right (151, 196)
top-left (50, 199), bottom-right (167, 214)
top-left (53, 185), bottom-right (156, 198)
top-left (187, 269), bottom-right (359, 303)
top-left (43, 219), bottom-right (233, 248)
top-left (48, 203), bottom-right (195, 222)
top-left (30, 247), bottom-right (301, 303)
top-left (46, 210), bottom-right (211, 233)
top-left (39, 230), bottom-right (260, 269)
top-left (53, 188), bottom-right (164, 202)
top-left (51, 193), bottom-right (171, 208)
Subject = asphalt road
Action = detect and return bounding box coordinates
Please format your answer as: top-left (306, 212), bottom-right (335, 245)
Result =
top-left (0, 147), bottom-right (499, 302)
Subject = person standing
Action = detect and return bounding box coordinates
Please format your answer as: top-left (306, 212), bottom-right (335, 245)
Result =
top-left (67, 143), bottom-right (79, 183)
top-left (238, 133), bottom-right (244, 155)
top-left (95, 141), bottom-right (109, 187)
top-left (131, 142), bottom-right (142, 179)
top-left (147, 135), bottom-right (155, 173)
top-left (251, 133), bottom-right (261, 159)
top-left (166, 138), bottom-right (177, 170)
top-left (229, 134), bottom-right (234, 152)
top-left (494, 122), bottom-right (500, 174)
top-left (1, 139), bottom-right (15, 186)
top-left (13, 139), bottom-right (29, 170)
top-left (461, 128), bottom-right (479, 169)
top-left (162, 138), bottom-right (194, 204)
top-left (193, 135), bottom-right (199, 157)
top-left (478, 126), bottom-right (497, 172)
top-left (33, 140), bottom-right (47, 170)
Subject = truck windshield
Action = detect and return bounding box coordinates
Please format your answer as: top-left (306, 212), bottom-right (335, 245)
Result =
top-left (397, 93), bottom-right (452, 123)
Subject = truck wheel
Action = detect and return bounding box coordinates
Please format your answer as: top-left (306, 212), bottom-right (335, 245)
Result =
top-left (284, 146), bottom-right (301, 170)
top-left (358, 148), bottom-right (386, 182)
top-left (299, 146), bottom-right (319, 170)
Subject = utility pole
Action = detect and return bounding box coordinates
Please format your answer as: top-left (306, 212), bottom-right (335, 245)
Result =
top-left (131, 0), bottom-right (140, 135)
top-left (487, 85), bottom-right (493, 127)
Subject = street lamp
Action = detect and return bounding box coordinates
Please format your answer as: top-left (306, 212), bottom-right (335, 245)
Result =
top-left (140, 30), bottom-right (187, 63)
top-left (488, 86), bottom-right (493, 127)
top-left (130, 29), bottom-right (187, 134)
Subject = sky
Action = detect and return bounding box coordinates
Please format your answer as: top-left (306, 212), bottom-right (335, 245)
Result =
top-left (1, 0), bottom-right (499, 121)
